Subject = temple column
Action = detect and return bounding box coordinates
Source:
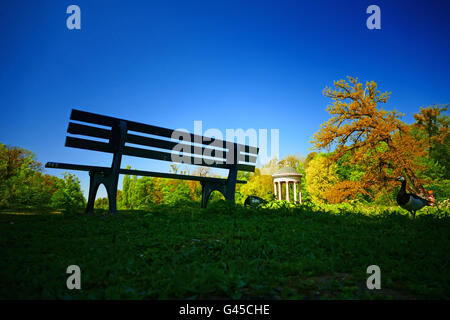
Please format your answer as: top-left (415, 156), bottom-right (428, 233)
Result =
top-left (299, 183), bottom-right (302, 204)
top-left (294, 181), bottom-right (297, 203)
top-left (278, 181), bottom-right (282, 200)
top-left (286, 180), bottom-right (290, 202)
top-left (274, 181), bottom-right (277, 198)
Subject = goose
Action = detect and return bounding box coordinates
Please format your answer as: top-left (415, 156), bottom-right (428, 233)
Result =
top-left (244, 195), bottom-right (267, 207)
top-left (395, 176), bottom-right (431, 218)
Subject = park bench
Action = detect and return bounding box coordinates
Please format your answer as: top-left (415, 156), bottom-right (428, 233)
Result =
top-left (45, 109), bottom-right (259, 213)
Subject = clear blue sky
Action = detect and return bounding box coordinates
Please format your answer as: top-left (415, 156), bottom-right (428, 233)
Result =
top-left (0, 0), bottom-right (449, 198)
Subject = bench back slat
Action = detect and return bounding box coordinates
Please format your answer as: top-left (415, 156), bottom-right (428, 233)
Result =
top-left (239, 144), bottom-right (259, 155)
top-left (65, 135), bottom-right (254, 171)
top-left (67, 109), bottom-right (258, 172)
top-left (65, 136), bottom-right (113, 153)
top-left (71, 109), bottom-right (229, 148)
top-left (239, 153), bottom-right (257, 163)
top-left (123, 145), bottom-right (231, 170)
top-left (67, 121), bottom-right (227, 160)
top-left (71, 109), bottom-right (119, 127)
top-left (67, 122), bottom-right (112, 140)
top-left (126, 133), bottom-right (227, 161)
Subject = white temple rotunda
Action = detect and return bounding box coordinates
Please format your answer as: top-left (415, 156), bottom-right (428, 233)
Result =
top-left (272, 167), bottom-right (302, 203)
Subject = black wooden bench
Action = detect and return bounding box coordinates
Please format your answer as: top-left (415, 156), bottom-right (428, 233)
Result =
top-left (45, 109), bottom-right (259, 213)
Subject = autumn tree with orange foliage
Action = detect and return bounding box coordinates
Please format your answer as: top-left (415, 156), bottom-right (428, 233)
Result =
top-left (311, 77), bottom-right (429, 202)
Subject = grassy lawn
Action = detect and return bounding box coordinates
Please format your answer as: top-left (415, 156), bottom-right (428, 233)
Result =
top-left (0, 203), bottom-right (449, 299)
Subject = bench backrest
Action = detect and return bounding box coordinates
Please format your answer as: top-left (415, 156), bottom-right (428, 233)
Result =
top-left (65, 109), bottom-right (258, 172)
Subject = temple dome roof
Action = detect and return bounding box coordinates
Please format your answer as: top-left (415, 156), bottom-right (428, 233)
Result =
top-left (272, 166), bottom-right (302, 178)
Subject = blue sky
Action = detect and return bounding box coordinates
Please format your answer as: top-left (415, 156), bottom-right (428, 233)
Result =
top-left (0, 0), bottom-right (449, 197)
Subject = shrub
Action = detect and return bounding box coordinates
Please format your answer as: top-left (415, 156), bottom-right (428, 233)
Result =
top-left (425, 179), bottom-right (450, 202)
top-left (50, 173), bottom-right (85, 213)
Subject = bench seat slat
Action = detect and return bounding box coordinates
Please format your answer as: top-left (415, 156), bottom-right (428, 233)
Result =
top-left (119, 168), bottom-right (246, 184)
top-left (45, 162), bottom-right (246, 184)
top-left (45, 162), bottom-right (111, 173)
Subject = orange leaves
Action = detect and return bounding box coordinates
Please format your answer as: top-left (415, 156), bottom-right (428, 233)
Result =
top-left (311, 77), bottom-right (429, 200)
top-left (323, 180), bottom-right (365, 204)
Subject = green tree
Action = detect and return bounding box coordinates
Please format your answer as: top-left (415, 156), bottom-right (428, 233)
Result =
top-left (133, 177), bottom-right (156, 208)
top-left (304, 152), bottom-right (317, 171)
top-left (0, 143), bottom-right (60, 208)
top-left (278, 155), bottom-right (303, 169)
top-left (260, 158), bottom-right (279, 175)
top-left (305, 154), bottom-right (339, 204)
top-left (235, 170), bottom-right (253, 203)
top-left (413, 105), bottom-right (449, 180)
top-left (94, 197), bottom-right (109, 210)
top-left (161, 179), bottom-right (191, 205)
top-left (121, 165), bottom-right (132, 209)
top-left (50, 173), bottom-right (85, 213)
top-left (240, 175), bottom-right (274, 202)
top-left (127, 175), bottom-right (138, 209)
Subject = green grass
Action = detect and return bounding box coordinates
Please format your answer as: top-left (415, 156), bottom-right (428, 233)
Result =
top-left (0, 202), bottom-right (449, 299)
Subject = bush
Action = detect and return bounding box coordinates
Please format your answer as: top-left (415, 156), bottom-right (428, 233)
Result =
top-left (425, 179), bottom-right (450, 202)
top-left (50, 173), bottom-right (85, 213)
top-left (0, 143), bottom-right (60, 209)
top-left (239, 175), bottom-right (274, 203)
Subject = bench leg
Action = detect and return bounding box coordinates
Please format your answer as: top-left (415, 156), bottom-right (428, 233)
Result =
top-left (224, 182), bottom-right (236, 203)
top-left (85, 172), bottom-right (102, 214)
top-left (105, 177), bottom-right (119, 215)
top-left (201, 182), bottom-right (215, 208)
top-left (225, 166), bottom-right (237, 203)
top-left (85, 171), bottom-right (119, 215)
top-left (201, 181), bottom-right (236, 208)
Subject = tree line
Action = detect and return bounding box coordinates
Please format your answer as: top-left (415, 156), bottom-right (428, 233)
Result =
top-left (0, 144), bottom-right (85, 212)
top-left (1, 77), bottom-right (448, 211)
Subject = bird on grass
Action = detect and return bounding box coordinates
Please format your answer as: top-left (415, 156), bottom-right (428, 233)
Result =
top-left (395, 176), bottom-right (431, 218)
top-left (244, 196), bottom-right (267, 207)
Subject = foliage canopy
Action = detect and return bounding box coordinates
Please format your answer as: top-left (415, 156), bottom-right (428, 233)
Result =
top-left (311, 77), bottom-right (429, 200)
